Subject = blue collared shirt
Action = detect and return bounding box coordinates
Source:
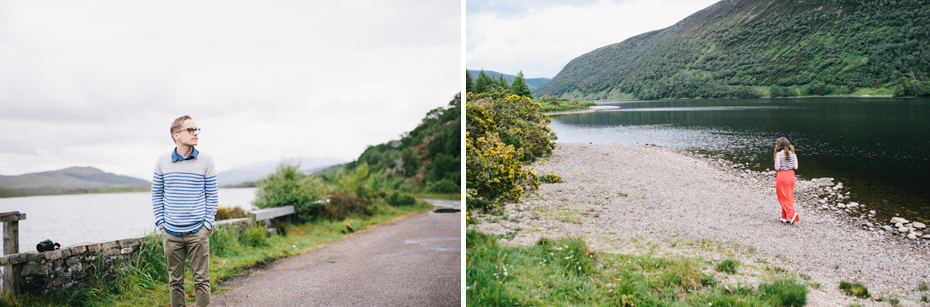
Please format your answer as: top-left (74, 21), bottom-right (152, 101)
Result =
top-left (171, 147), bottom-right (199, 163)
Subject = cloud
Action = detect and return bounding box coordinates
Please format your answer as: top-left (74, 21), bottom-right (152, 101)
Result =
top-left (0, 0), bottom-right (460, 180)
top-left (467, 0), bottom-right (632, 18)
top-left (466, 0), bottom-right (718, 78)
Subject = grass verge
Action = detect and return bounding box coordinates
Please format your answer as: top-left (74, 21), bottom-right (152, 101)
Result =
top-left (466, 230), bottom-right (809, 306)
top-left (3, 201), bottom-right (433, 307)
top-left (537, 99), bottom-right (598, 112)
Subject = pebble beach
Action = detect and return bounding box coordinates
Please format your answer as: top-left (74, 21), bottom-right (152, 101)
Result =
top-left (471, 143), bottom-right (930, 306)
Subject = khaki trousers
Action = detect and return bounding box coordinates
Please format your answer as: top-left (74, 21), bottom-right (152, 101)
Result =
top-left (161, 226), bottom-right (211, 307)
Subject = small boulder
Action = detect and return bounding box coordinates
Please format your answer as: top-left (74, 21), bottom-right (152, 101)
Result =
top-left (908, 233), bottom-right (917, 240)
top-left (891, 217), bottom-right (909, 224)
top-left (837, 203), bottom-right (847, 209)
top-left (898, 227), bottom-right (909, 233)
top-left (914, 222), bottom-right (926, 229)
top-left (847, 202), bottom-right (859, 208)
top-left (882, 225), bottom-right (894, 232)
top-left (814, 178), bottom-right (835, 187)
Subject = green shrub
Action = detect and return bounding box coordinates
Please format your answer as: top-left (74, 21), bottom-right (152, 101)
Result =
top-left (254, 164), bottom-right (330, 223)
top-left (334, 162), bottom-right (382, 201)
top-left (427, 178), bottom-right (460, 194)
top-left (430, 153), bottom-right (460, 182)
top-left (324, 191), bottom-right (371, 220)
top-left (387, 192), bottom-right (417, 207)
top-left (716, 259), bottom-right (739, 274)
top-left (540, 174), bottom-right (563, 183)
top-left (839, 281), bottom-right (870, 298)
top-left (919, 281), bottom-right (929, 291)
top-left (210, 227), bottom-right (242, 257)
top-left (240, 224), bottom-right (271, 248)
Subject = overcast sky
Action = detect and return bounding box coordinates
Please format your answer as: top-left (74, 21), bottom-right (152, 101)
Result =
top-left (0, 0), bottom-right (460, 181)
top-left (467, 0), bottom-right (718, 79)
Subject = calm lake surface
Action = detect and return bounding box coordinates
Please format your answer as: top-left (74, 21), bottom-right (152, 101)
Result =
top-left (0, 188), bottom-right (258, 253)
top-left (549, 97), bottom-right (929, 224)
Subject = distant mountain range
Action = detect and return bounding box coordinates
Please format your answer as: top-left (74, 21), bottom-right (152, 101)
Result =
top-left (467, 70), bottom-right (550, 92)
top-left (0, 156), bottom-right (345, 197)
top-left (216, 157), bottom-right (346, 186)
top-left (0, 167), bottom-right (150, 193)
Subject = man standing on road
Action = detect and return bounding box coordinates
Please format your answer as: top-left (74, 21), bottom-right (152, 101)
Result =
top-left (152, 115), bottom-right (218, 307)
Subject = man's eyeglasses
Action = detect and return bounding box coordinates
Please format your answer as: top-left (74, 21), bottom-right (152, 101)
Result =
top-left (177, 128), bottom-right (201, 135)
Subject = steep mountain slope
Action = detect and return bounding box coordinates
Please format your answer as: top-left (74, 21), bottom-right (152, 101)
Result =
top-left (536, 0), bottom-right (930, 100)
top-left (0, 167), bottom-right (149, 192)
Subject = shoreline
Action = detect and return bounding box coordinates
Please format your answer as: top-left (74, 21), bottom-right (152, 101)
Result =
top-left (470, 143), bottom-right (930, 306)
top-left (543, 105), bottom-right (620, 115)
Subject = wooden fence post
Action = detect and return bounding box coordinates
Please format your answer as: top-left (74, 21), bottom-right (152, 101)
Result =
top-left (1, 211), bottom-right (26, 296)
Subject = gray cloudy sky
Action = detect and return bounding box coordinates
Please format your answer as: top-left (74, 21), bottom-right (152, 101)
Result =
top-left (0, 0), bottom-right (460, 181)
top-left (467, 0), bottom-right (718, 78)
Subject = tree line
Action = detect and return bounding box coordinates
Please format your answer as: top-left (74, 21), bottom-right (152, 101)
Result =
top-left (466, 69), bottom-right (533, 98)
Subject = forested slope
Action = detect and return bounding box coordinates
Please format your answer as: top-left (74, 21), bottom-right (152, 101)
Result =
top-left (535, 0), bottom-right (930, 99)
top-left (342, 93), bottom-right (460, 194)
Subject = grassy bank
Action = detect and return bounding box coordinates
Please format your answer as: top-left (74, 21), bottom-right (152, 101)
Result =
top-left (3, 201), bottom-right (433, 307)
top-left (406, 192), bottom-right (460, 201)
top-left (537, 98), bottom-right (598, 112)
top-left (466, 230), bottom-right (809, 306)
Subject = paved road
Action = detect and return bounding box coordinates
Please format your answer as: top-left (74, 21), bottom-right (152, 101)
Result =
top-left (211, 200), bottom-right (461, 306)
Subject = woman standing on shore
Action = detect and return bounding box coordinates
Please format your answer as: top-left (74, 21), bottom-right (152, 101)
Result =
top-left (775, 137), bottom-right (799, 224)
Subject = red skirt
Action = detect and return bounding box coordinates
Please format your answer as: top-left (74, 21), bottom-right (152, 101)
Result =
top-left (776, 169), bottom-right (798, 222)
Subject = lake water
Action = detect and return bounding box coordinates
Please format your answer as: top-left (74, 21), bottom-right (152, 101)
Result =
top-left (549, 97), bottom-right (930, 224)
top-left (0, 188), bottom-right (258, 253)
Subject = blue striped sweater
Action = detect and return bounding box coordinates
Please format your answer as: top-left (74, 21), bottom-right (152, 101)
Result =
top-left (152, 147), bottom-right (218, 235)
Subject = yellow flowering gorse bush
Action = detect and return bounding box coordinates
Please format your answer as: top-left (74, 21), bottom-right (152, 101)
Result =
top-left (466, 92), bottom-right (549, 211)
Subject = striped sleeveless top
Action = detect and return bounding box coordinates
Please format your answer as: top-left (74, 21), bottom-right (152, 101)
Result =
top-left (776, 150), bottom-right (797, 170)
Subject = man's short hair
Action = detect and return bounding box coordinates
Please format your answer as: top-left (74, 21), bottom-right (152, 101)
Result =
top-left (170, 115), bottom-right (193, 142)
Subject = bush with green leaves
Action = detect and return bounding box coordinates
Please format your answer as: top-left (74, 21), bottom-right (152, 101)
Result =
top-left (387, 192), bottom-right (417, 207)
top-left (427, 178), bottom-right (460, 194)
top-left (324, 191), bottom-right (371, 220)
top-left (253, 164), bottom-right (331, 223)
top-left (334, 162), bottom-right (383, 201)
top-left (469, 93), bottom-right (555, 162)
top-left (465, 93), bottom-right (543, 210)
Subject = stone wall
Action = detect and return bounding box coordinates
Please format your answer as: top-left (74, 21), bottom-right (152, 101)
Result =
top-left (0, 218), bottom-right (252, 295)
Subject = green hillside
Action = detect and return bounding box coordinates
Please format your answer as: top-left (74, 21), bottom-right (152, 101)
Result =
top-left (339, 93), bottom-right (461, 195)
top-left (535, 0), bottom-right (930, 100)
